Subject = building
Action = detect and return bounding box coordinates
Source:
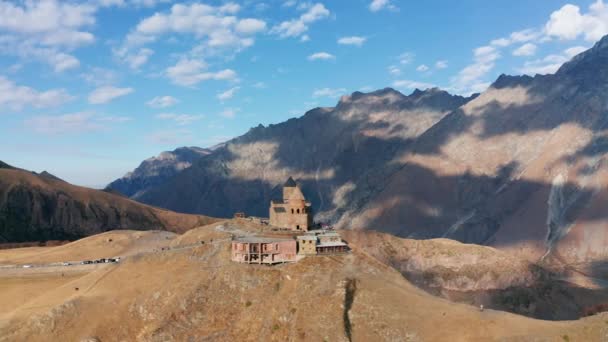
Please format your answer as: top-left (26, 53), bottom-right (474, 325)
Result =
top-left (269, 177), bottom-right (313, 231)
top-left (297, 235), bottom-right (317, 255)
top-left (297, 231), bottom-right (349, 256)
top-left (231, 237), bottom-right (297, 264)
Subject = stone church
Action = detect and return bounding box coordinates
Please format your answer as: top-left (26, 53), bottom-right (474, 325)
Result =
top-left (269, 177), bottom-right (313, 231)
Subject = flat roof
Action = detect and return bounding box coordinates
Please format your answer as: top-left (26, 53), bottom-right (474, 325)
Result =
top-left (317, 241), bottom-right (348, 248)
top-left (234, 236), bottom-right (294, 243)
top-left (297, 235), bottom-right (317, 240)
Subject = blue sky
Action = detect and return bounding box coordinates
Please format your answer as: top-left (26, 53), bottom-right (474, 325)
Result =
top-left (0, 0), bottom-right (606, 187)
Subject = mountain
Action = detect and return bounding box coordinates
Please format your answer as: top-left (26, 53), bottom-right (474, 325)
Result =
top-left (1, 224), bottom-right (606, 341)
top-left (111, 87), bottom-right (474, 220)
top-left (347, 34), bottom-right (608, 268)
top-left (109, 35), bottom-right (608, 269)
top-left (106, 146), bottom-right (211, 198)
top-left (0, 162), bottom-right (217, 243)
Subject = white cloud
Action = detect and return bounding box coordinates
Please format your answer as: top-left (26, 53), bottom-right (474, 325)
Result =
top-left (156, 113), bottom-right (203, 125)
top-left (564, 45), bottom-right (588, 58)
top-left (0, 1), bottom-right (99, 72)
top-left (369, 0), bottom-right (397, 12)
top-left (252, 81), bottom-right (266, 89)
top-left (81, 67), bottom-right (119, 86)
top-left (451, 45), bottom-right (500, 94)
top-left (271, 3), bottom-right (330, 38)
top-left (220, 108), bottom-right (239, 118)
top-left (217, 87), bottom-right (240, 101)
top-left (545, 1), bottom-right (608, 41)
top-left (300, 34), bottom-right (310, 42)
top-left (517, 54), bottom-right (569, 75)
top-left (392, 79), bottom-right (435, 90)
top-left (308, 52), bottom-right (335, 61)
top-left (25, 112), bottom-right (129, 134)
top-left (416, 64), bottom-right (429, 72)
top-left (435, 60), bottom-right (448, 69)
top-left (166, 58), bottom-right (238, 86)
top-left (388, 65), bottom-right (401, 75)
top-left (236, 18), bottom-right (267, 34)
top-left (147, 95), bottom-right (179, 108)
top-left (115, 47), bottom-right (154, 70)
top-left (490, 28), bottom-right (541, 47)
top-left (148, 129), bottom-right (194, 144)
top-left (338, 36), bottom-right (366, 46)
top-left (512, 43), bottom-right (537, 56)
top-left (88, 86), bottom-right (134, 104)
top-left (399, 52), bottom-right (414, 65)
top-left (119, 2), bottom-right (266, 68)
top-left (0, 76), bottom-right (74, 111)
top-left (312, 87), bottom-right (346, 98)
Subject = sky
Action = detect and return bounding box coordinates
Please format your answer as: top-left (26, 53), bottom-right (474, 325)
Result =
top-left (0, 0), bottom-right (607, 188)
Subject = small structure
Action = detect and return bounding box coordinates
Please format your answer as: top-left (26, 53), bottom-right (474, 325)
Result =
top-left (297, 235), bottom-right (317, 255)
top-left (231, 237), bottom-right (297, 264)
top-left (269, 177), bottom-right (313, 231)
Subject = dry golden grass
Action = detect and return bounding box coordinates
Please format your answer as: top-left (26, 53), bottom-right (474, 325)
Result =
top-left (0, 223), bottom-right (606, 341)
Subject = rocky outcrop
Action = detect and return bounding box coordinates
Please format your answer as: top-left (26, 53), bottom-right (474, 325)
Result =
top-left (0, 164), bottom-right (216, 242)
top-left (106, 146), bottom-right (211, 198)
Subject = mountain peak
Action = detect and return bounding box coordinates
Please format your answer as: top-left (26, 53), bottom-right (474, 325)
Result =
top-left (556, 34), bottom-right (608, 77)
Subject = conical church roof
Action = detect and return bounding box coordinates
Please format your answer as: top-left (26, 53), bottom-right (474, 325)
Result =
top-left (284, 176), bottom-right (297, 187)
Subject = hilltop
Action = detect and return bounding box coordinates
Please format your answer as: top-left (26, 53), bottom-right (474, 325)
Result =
top-left (1, 223), bottom-right (607, 341)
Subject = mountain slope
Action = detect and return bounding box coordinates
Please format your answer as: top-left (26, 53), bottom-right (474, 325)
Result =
top-left (0, 163), bottom-right (217, 243)
top-left (106, 146), bottom-right (211, 198)
top-left (347, 35), bottom-right (608, 267)
top-left (126, 88), bottom-right (474, 220)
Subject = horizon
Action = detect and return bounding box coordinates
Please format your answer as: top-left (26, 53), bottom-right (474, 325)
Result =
top-left (1, 0), bottom-right (606, 187)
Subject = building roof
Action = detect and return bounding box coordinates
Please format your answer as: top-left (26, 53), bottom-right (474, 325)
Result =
top-left (234, 236), bottom-right (294, 243)
top-left (317, 241), bottom-right (348, 248)
top-left (297, 235), bottom-right (317, 241)
top-left (284, 176), bottom-right (297, 187)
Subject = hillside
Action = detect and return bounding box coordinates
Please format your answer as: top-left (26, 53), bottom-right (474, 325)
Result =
top-left (0, 163), bottom-right (217, 243)
top-left (1, 225), bottom-right (607, 341)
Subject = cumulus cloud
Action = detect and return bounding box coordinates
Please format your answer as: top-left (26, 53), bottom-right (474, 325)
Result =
top-left (308, 52), bottom-right (335, 61)
top-left (88, 86), bottom-right (134, 104)
top-left (312, 87), bottom-right (346, 98)
top-left (513, 43), bottom-right (537, 56)
top-left (155, 113), bottom-right (203, 125)
top-left (0, 1), bottom-right (100, 71)
top-left (545, 1), bottom-right (608, 41)
top-left (271, 3), bottom-right (330, 38)
top-left (25, 112), bottom-right (129, 134)
top-left (147, 95), bottom-right (179, 108)
top-left (369, 0), bottom-right (397, 12)
top-left (217, 87), bottom-right (240, 101)
top-left (564, 45), bottom-right (588, 58)
top-left (517, 54), bottom-right (569, 75)
top-left (0, 76), bottom-right (74, 111)
top-left (490, 28), bottom-right (541, 47)
top-left (338, 36), bottom-right (366, 46)
top-left (118, 2), bottom-right (266, 68)
top-left (166, 58), bottom-right (238, 86)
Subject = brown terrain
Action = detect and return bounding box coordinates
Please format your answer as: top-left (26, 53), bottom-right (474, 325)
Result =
top-left (0, 162), bottom-right (218, 243)
top-left (1, 221), bottom-right (608, 341)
